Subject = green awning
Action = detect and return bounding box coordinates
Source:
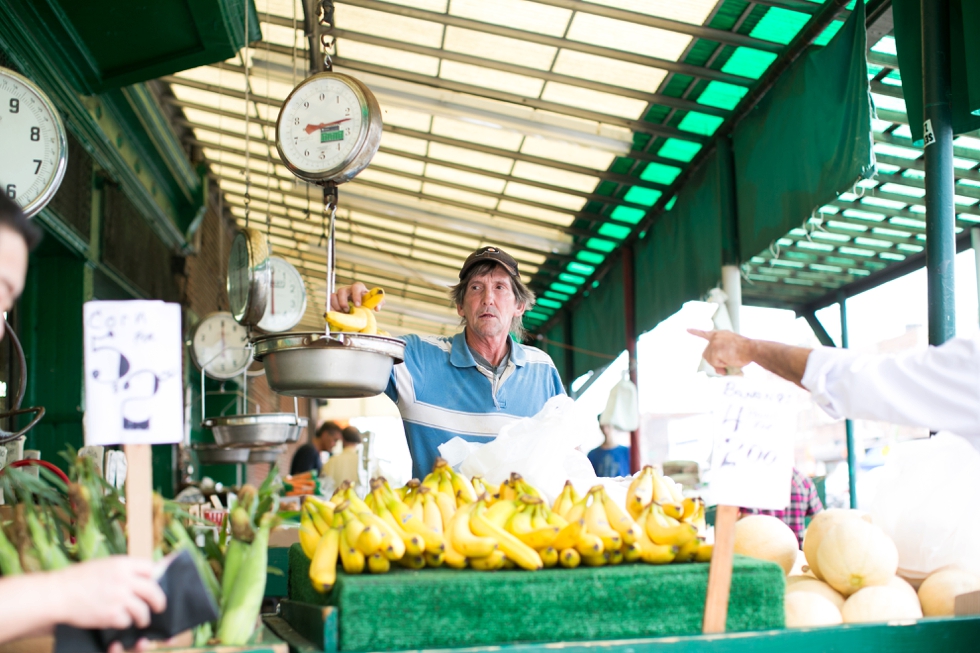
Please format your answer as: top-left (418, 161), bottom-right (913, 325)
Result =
top-left (892, 0), bottom-right (980, 145)
top-left (571, 259), bottom-right (625, 381)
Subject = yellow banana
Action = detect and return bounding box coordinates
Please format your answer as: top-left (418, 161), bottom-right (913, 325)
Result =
top-left (309, 528), bottom-right (340, 592)
top-left (484, 499), bottom-right (519, 528)
top-left (471, 475), bottom-right (491, 499)
top-left (552, 482), bottom-right (573, 517)
top-left (635, 508), bottom-right (679, 564)
top-left (449, 502), bottom-right (498, 558)
top-left (545, 511), bottom-right (568, 529)
top-left (695, 542), bottom-right (713, 562)
top-left (506, 505), bottom-right (535, 537)
top-left (367, 551), bottom-right (390, 573)
top-left (326, 309), bottom-right (368, 332)
top-left (360, 287), bottom-right (386, 310)
top-left (357, 511), bottom-right (405, 560)
top-left (582, 553), bottom-right (606, 567)
top-left (551, 519), bottom-right (586, 551)
top-left (471, 502), bottom-right (543, 570)
top-left (423, 551), bottom-right (445, 567)
top-left (338, 506), bottom-right (366, 550)
top-left (565, 498), bottom-right (587, 523)
top-left (583, 489), bottom-right (622, 551)
top-left (645, 503), bottom-right (697, 547)
top-left (398, 553), bottom-right (425, 570)
top-left (623, 542), bottom-right (642, 563)
top-left (673, 536), bottom-right (700, 563)
top-left (442, 527), bottom-right (468, 569)
top-left (607, 547), bottom-right (624, 565)
top-left (420, 473), bottom-right (440, 492)
top-left (354, 306), bottom-right (378, 335)
top-left (662, 502), bottom-right (685, 521)
top-left (420, 489), bottom-right (444, 535)
top-left (667, 477), bottom-right (684, 504)
top-left (559, 547), bottom-right (581, 568)
top-left (433, 490), bottom-right (457, 531)
top-left (449, 469), bottom-right (477, 504)
top-left (529, 502), bottom-right (549, 530)
top-left (299, 522), bottom-right (322, 560)
top-left (599, 488), bottom-right (639, 545)
top-left (626, 466), bottom-right (655, 519)
top-left (339, 538), bottom-right (365, 574)
top-left (305, 502), bottom-right (331, 536)
top-left (305, 498), bottom-right (336, 531)
top-left (378, 507), bottom-right (425, 556)
top-left (680, 497), bottom-right (701, 522)
top-left (384, 493), bottom-right (444, 553)
top-left (517, 526), bottom-right (560, 549)
top-left (539, 546), bottom-right (558, 568)
top-left (356, 525), bottom-right (384, 556)
top-left (469, 549), bottom-right (506, 571)
top-left (651, 468), bottom-right (676, 505)
top-left (574, 532), bottom-right (604, 557)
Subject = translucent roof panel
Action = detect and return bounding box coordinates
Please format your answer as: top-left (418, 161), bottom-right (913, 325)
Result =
top-left (566, 13), bottom-right (692, 62)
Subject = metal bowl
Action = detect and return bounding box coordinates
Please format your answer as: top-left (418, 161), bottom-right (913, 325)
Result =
top-left (203, 413), bottom-right (308, 446)
top-left (248, 446), bottom-right (286, 464)
top-left (252, 332), bottom-right (405, 398)
top-left (193, 445), bottom-right (250, 465)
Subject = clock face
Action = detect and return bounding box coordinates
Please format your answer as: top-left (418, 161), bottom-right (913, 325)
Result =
top-left (276, 72), bottom-right (382, 184)
top-left (257, 257), bottom-right (307, 333)
top-left (192, 312), bottom-right (252, 380)
top-left (0, 68), bottom-right (67, 218)
top-left (226, 228), bottom-right (269, 326)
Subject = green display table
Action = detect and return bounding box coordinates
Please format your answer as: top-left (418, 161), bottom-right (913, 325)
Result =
top-left (286, 544), bottom-right (783, 651)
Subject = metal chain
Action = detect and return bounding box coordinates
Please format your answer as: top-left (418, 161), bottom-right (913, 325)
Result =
top-left (318, 0), bottom-right (336, 71)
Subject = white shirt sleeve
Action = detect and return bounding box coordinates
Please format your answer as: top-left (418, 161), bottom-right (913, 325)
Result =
top-left (800, 336), bottom-right (980, 438)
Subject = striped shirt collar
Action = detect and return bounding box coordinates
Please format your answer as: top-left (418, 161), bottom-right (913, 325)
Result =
top-left (450, 330), bottom-right (527, 368)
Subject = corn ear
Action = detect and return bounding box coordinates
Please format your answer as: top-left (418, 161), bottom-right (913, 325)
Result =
top-left (0, 523), bottom-right (23, 575)
top-left (217, 515), bottom-right (274, 645)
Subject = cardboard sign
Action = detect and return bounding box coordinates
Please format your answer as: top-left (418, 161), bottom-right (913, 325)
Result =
top-left (83, 301), bottom-right (183, 446)
top-left (709, 377), bottom-right (796, 511)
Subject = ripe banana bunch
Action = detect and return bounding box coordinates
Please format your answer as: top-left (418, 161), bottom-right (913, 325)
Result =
top-left (625, 465), bottom-right (683, 520)
top-left (551, 480), bottom-right (582, 518)
top-left (324, 287), bottom-right (390, 335)
top-left (550, 485), bottom-right (649, 568)
top-left (421, 457), bottom-right (477, 507)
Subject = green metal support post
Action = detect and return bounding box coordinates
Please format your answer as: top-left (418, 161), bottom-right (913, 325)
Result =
top-left (922, 0), bottom-right (957, 345)
top-left (839, 291), bottom-right (857, 509)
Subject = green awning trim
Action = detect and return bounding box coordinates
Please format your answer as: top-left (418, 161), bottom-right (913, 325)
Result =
top-left (571, 259), bottom-right (625, 381)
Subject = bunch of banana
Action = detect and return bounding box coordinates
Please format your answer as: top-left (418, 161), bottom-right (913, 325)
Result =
top-left (421, 457), bottom-right (477, 507)
top-left (625, 465), bottom-right (684, 520)
top-left (551, 480), bottom-right (582, 518)
top-left (551, 485), bottom-right (644, 568)
top-left (325, 287), bottom-right (389, 335)
top-left (365, 477), bottom-right (444, 569)
top-left (445, 496), bottom-right (544, 570)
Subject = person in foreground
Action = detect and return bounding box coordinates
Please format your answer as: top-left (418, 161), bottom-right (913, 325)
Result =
top-left (0, 194), bottom-right (167, 650)
top-left (332, 246), bottom-right (565, 478)
top-left (690, 327), bottom-right (980, 448)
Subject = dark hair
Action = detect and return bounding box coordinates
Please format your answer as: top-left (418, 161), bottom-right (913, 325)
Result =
top-left (449, 260), bottom-right (536, 340)
top-left (0, 193), bottom-right (42, 251)
top-left (315, 420), bottom-right (342, 440)
top-left (341, 425), bottom-right (363, 444)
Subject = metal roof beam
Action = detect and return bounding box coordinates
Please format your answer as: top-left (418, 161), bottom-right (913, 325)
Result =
top-left (876, 130), bottom-right (980, 161)
top-left (875, 153), bottom-right (980, 182)
top-left (328, 0), bottom-right (757, 87)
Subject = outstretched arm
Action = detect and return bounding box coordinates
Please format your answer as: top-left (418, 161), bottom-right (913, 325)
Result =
top-left (688, 329), bottom-right (812, 387)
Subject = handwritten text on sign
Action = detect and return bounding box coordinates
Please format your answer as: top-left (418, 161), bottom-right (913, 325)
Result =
top-left (83, 301), bottom-right (183, 446)
top-left (710, 377), bottom-right (796, 511)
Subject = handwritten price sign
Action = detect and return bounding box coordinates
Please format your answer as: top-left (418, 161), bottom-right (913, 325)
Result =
top-left (709, 377), bottom-right (796, 511)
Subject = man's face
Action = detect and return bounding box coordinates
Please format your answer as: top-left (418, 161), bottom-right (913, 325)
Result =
top-left (457, 265), bottom-right (525, 340)
top-left (0, 227), bottom-right (28, 341)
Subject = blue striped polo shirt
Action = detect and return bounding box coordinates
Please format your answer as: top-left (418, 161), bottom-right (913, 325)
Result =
top-left (385, 330), bottom-right (565, 479)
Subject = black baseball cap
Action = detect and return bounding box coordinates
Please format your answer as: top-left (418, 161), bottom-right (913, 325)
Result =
top-left (459, 246), bottom-right (520, 279)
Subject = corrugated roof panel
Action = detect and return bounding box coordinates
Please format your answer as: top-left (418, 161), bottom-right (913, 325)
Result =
top-left (540, 81), bottom-right (648, 119)
top-left (502, 182), bottom-right (588, 211)
top-left (335, 4), bottom-right (444, 47)
top-left (495, 200), bottom-right (575, 226)
top-left (442, 26), bottom-right (558, 70)
top-left (424, 164), bottom-right (508, 193)
top-left (439, 60), bottom-right (545, 96)
top-left (550, 49), bottom-right (667, 93)
top-left (427, 142), bottom-right (515, 174)
top-left (566, 13), bottom-right (692, 61)
top-left (431, 116), bottom-right (524, 150)
top-left (338, 40), bottom-right (441, 76)
top-left (449, 0), bottom-right (573, 37)
top-left (510, 161), bottom-right (600, 192)
top-left (421, 182), bottom-right (500, 208)
top-left (582, 0), bottom-right (718, 25)
top-left (519, 137), bottom-right (615, 170)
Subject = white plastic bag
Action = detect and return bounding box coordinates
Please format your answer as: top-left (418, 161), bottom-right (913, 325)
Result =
top-left (600, 372), bottom-right (639, 432)
top-left (870, 433), bottom-right (980, 579)
top-left (451, 395), bottom-right (602, 503)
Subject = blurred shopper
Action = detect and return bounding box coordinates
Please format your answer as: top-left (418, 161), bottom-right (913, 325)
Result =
top-left (587, 416), bottom-right (631, 478)
top-left (291, 420), bottom-right (342, 475)
top-left (0, 194), bottom-right (166, 650)
top-left (323, 425), bottom-right (363, 487)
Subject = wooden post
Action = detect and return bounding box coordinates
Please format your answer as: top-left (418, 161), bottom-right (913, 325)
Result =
top-left (125, 444), bottom-right (154, 559)
top-left (703, 504), bottom-right (738, 633)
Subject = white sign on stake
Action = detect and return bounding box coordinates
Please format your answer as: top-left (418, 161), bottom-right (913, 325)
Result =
top-left (709, 376), bottom-right (796, 511)
top-left (83, 300), bottom-right (183, 446)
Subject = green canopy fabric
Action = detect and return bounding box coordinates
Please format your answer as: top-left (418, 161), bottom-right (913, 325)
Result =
top-left (542, 319), bottom-right (570, 389)
top-left (733, 0), bottom-right (874, 262)
top-left (892, 0), bottom-right (980, 144)
top-left (571, 259), bottom-right (625, 381)
top-left (633, 147), bottom-right (728, 336)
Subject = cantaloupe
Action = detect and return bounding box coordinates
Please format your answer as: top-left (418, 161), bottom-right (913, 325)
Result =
top-left (841, 585), bottom-right (923, 623)
top-left (733, 515), bottom-right (799, 575)
top-left (802, 509), bottom-right (871, 581)
top-left (888, 576), bottom-right (920, 605)
top-left (785, 578), bottom-right (845, 609)
top-left (817, 519), bottom-right (898, 596)
top-left (917, 566), bottom-right (980, 616)
top-left (785, 592), bottom-right (843, 628)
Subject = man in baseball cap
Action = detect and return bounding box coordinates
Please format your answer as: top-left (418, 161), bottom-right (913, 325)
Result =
top-left (331, 245), bottom-right (564, 478)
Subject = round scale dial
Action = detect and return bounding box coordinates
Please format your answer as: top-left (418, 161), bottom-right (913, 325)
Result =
top-left (276, 72), bottom-right (382, 185)
top-left (227, 228), bottom-right (270, 326)
top-left (191, 312), bottom-right (251, 380)
top-left (257, 257), bottom-right (307, 333)
top-left (0, 67), bottom-right (67, 218)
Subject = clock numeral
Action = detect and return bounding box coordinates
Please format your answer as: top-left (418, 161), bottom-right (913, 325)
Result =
top-left (9, 98), bottom-right (18, 113)
top-left (304, 149), bottom-right (310, 157)
top-left (5, 185), bottom-right (15, 199)
top-left (319, 93), bottom-right (325, 101)
top-left (30, 126), bottom-right (39, 141)
top-left (319, 151), bottom-right (325, 160)
top-left (33, 159), bottom-right (41, 174)
top-left (294, 117), bottom-right (300, 125)
top-left (303, 101), bottom-right (309, 109)
top-left (344, 106), bottom-right (351, 116)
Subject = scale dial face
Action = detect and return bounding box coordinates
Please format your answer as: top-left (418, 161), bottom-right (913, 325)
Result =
top-left (276, 72), bottom-right (383, 185)
top-left (257, 257), bottom-right (307, 333)
top-left (191, 312), bottom-right (252, 380)
top-left (227, 228), bottom-right (270, 326)
top-left (0, 67), bottom-right (68, 218)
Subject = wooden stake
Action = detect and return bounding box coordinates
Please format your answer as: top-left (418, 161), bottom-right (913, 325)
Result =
top-left (124, 444), bottom-right (154, 559)
top-left (703, 504), bottom-right (739, 634)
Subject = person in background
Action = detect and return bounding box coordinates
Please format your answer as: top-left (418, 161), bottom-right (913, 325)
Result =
top-left (0, 194), bottom-right (166, 650)
top-left (587, 416), bottom-right (631, 478)
top-left (742, 467), bottom-right (823, 546)
top-left (322, 425), bottom-right (363, 487)
top-left (290, 420), bottom-right (342, 475)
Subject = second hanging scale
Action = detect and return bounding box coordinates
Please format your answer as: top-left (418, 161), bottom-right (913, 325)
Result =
top-left (200, 4), bottom-right (404, 463)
